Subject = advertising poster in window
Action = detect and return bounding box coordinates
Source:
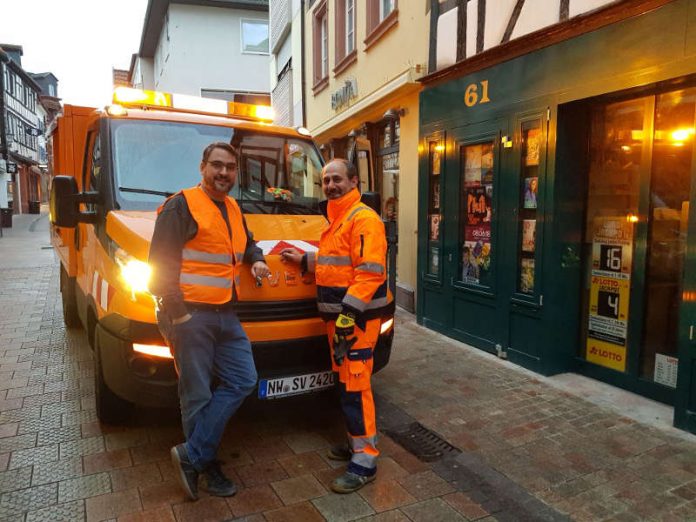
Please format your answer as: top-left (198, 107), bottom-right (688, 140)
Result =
top-left (525, 128), bottom-right (541, 166)
top-left (586, 217), bottom-right (633, 372)
top-left (521, 219), bottom-right (536, 252)
top-left (520, 258), bottom-right (535, 294)
top-left (429, 214), bottom-right (440, 241)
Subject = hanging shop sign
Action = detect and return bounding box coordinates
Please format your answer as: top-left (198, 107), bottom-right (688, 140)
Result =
top-left (6, 162), bottom-right (17, 174)
top-left (331, 78), bottom-right (358, 112)
top-left (586, 217), bottom-right (633, 372)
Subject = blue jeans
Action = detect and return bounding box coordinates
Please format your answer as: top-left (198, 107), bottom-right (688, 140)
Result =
top-left (168, 307), bottom-right (257, 471)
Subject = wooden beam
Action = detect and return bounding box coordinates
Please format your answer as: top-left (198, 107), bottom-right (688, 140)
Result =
top-left (560, 0), bottom-right (570, 21)
top-left (428, 0), bottom-right (440, 73)
top-left (477, 0), bottom-right (486, 53)
top-left (457, 0), bottom-right (467, 61)
top-left (502, 0), bottom-right (526, 43)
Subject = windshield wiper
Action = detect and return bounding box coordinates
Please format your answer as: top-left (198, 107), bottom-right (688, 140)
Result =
top-left (119, 187), bottom-right (174, 198)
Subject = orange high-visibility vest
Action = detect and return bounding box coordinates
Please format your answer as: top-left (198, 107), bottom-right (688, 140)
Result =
top-left (177, 186), bottom-right (248, 304)
top-left (311, 188), bottom-right (393, 319)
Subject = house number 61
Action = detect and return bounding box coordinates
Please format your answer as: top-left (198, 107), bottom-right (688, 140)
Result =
top-left (464, 80), bottom-right (491, 107)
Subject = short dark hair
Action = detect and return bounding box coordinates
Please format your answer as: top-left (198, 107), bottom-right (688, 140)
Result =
top-left (325, 158), bottom-right (358, 180)
top-left (202, 142), bottom-right (238, 163)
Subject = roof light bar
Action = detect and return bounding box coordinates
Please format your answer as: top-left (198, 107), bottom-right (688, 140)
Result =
top-left (111, 87), bottom-right (275, 122)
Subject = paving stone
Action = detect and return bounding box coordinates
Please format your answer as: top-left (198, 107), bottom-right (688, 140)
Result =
top-left (0, 467), bottom-right (32, 493)
top-left (396, 470), bottom-right (456, 501)
top-left (83, 449), bottom-right (133, 475)
top-left (117, 505), bottom-right (176, 522)
top-left (8, 443), bottom-right (58, 469)
top-left (236, 460), bottom-right (289, 488)
top-left (59, 435), bottom-right (105, 458)
top-left (57, 472), bottom-right (111, 502)
top-left (0, 433), bottom-right (36, 453)
top-left (110, 462), bottom-right (162, 492)
top-left (277, 451), bottom-right (329, 477)
top-left (311, 491), bottom-right (375, 521)
top-left (84, 488), bottom-right (141, 521)
top-left (17, 415), bottom-right (61, 435)
top-left (355, 510), bottom-right (412, 521)
top-left (358, 478), bottom-right (417, 513)
top-left (104, 429), bottom-right (150, 451)
top-left (33, 457), bottom-right (84, 486)
top-left (270, 473), bottom-right (326, 505)
top-left (138, 480), bottom-right (188, 511)
top-left (37, 425), bottom-right (83, 445)
top-left (400, 496), bottom-right (468, 521)
top-left (171, 496), bottom-right (232, 522)
top-left (0, 483), bottom-right (57, 517)
top-left (227, 484), bottom-right (283, 517)
top-left (25, 499), bottom-right (85, 522)
top-left (263, 500), bottom-right (326, 522)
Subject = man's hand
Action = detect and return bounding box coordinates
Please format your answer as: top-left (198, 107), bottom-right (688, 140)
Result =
top-left (251, 261), bottom-right (271, 279)
top-left (280, 248), bottom-right (303, 264)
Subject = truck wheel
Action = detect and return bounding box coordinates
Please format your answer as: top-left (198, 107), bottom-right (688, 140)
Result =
top-left (60, 267), bottom-right (81, 329)
top-left (94, 327), bottom-right (133, 424)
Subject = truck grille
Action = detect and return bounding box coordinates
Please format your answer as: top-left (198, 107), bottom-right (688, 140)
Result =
top-left (234, 299), bottom-right (319, 322)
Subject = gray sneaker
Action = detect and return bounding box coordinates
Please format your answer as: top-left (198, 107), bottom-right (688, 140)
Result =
top-left (330, 471), bottom-right (376, 493)
top-left (171, 444), bottom-right (199, 500)
top-left (202, 460), bottom-right (237, 497)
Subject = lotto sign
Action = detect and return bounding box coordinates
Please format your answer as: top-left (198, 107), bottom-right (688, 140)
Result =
top-left (586, 217), bottom-right (633, 372)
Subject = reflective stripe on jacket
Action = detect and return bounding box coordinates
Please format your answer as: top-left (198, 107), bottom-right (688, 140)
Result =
top-left (312, 188), bottom-right (393, 320)
top-left (177, 186), bottom-right (247, 304)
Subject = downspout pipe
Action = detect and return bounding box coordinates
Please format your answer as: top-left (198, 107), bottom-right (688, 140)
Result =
top-left (300, 0), bottom-right (307, 127)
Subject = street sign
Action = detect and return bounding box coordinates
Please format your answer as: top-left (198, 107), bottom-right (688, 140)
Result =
top-left (6, 162), bottom-right (17, 174)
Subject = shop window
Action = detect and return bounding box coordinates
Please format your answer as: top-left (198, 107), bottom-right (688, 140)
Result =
top-left (312, 0), bottom-right (329, 92)
top-left (365, 0), bottom-right (398, 50)
top-left (241, 19), bottom-right (269, 54)
top-left (516, 119), bottom-right (542, 295)
top-left (334, 0), bottom-right (357, 75)
top-left (426, 140), bottom-right (443, 278)
top-left (459, 142), bottom-right (493, 287)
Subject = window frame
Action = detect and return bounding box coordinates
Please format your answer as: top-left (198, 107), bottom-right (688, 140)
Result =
top-left (334, 0), bottom-right (357, 76)
top-left (312, 0), bottom-right (329, 94)
top-left (365, 0), bottom-right (398, 50)
top-left (240, 18), bottom-right (270, 55)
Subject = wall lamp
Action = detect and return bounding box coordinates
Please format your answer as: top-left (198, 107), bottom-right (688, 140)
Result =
top-left (382, 108), bottom-right (406, 121)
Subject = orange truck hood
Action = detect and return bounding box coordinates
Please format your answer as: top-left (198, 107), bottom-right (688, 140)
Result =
top-left (106, 210), bottom-right (326, 259)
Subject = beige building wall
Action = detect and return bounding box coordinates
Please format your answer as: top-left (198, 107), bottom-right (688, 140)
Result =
top-left (304, 1), bottom-right (430, 306)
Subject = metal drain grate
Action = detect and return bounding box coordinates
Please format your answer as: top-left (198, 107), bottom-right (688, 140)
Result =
top-left (385, 422), bottom-right (461, 462)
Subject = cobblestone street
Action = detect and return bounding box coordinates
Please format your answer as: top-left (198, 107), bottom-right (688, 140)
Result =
top-left (1, 210), bottom-right (696, 521)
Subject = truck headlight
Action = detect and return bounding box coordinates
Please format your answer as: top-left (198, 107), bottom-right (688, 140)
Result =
top-left (115, 249), bottom-right (152, 296)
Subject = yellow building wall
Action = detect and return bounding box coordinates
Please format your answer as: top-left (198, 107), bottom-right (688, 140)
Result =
top-left (304, 1), bottom-right (430, 300)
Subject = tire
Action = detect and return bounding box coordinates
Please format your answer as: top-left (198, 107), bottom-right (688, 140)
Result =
top-left (94, 327), bottom-right (134, 424)
top-left (60, 266), bottom-right (81, 329)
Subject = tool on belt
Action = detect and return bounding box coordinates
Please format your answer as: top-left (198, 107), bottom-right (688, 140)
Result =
top-left (333, 312), bottom-right (357, 366)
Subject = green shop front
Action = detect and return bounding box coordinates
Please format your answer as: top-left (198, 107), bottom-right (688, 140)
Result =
top-left (417, 0), bottom-right (696, 433)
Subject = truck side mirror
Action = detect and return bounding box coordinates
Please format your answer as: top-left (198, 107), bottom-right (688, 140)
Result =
top-left (361, 192), bottom-right (381, 217)
top-left (50, 175), bottom-right (79, 228)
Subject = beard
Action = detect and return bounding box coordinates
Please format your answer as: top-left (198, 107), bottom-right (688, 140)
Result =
top-left (209, 175), bottom-right (233, 194)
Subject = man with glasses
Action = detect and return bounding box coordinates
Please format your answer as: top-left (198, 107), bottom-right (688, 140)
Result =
top-left (149, 142), bottom-right (270, 500)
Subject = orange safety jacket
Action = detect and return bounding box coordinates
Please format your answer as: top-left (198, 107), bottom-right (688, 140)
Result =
top-left (167, 186), bottom-right (248, 304)
top-left (309, 188), bottom-right (393, 320)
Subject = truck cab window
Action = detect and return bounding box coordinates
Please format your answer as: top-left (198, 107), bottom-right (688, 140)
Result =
top-left (83, 132), bottom-right (101, 213)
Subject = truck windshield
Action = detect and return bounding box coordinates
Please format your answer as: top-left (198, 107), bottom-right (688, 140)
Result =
top-left (111, 119), bottom-right (324, 214)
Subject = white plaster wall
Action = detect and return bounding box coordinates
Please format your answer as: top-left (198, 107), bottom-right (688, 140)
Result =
top-left (466, 0), bottom-right (478, 58)
top-left (570, 0), bottom-right (618, 17)
top-left (511, 0), bottom-right (560, 40)
top-left (290, 5), bottom-right (304, 126)
top-left (484, 0), bottom-right (517, 49)
top-left (436, 7), bottom-right (458, 69)
top-left (155, 4), bottom-right (270, 96)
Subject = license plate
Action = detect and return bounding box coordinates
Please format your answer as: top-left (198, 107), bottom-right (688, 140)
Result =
top-left (258, 371), bottom-right (335, 399)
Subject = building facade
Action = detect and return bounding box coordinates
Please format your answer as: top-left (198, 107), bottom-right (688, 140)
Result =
top-left (0, 45), bottom-right (42, 217)
top-left (304, 0), bottom-right (430, 311)
top-left (419, 0), bottom-right (696, 433)
top-left (269, 0), bottom-right (305, 127)
top-left (29, 72), bottom-right (61, 204)
top-left (131, 0), bottom-right (271, 103)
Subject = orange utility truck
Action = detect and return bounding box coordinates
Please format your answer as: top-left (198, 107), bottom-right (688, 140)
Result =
top-left (49, 88), bottom-right (395, 423)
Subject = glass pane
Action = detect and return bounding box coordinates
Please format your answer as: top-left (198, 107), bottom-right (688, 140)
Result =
top-left (639, 88), bottom-right (696, 383)
top-left (580, 98), bottom-right (646, 371)
top-left (517, 120), bottom-right (541, 294)
top-left (460, 142), bottom-right (493, 285)
top-left (427, 141), bottom-right (443, 276)
top-left (242, 20), bottom-right (269, 53)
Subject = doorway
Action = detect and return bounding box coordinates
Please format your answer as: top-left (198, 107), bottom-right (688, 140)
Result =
top-left (576, 86), bottom-right (696, 404)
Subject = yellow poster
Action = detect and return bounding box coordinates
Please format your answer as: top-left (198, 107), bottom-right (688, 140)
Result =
top-left (585, 217), bottom-right (633, 372)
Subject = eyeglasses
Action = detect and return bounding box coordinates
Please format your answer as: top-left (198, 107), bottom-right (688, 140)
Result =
top-left (206, 160), bottom-right (238, 172)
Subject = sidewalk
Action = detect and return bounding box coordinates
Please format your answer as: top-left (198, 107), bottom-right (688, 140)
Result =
top-left (0, 210), bottom-right (695, 521)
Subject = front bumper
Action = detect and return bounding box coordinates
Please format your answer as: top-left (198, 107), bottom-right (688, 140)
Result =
top-left (97, 313), bottom-right (394, 407)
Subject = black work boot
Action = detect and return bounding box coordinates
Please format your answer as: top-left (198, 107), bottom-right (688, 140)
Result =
top-left (202, 460), bottom-right (237, 497)
top-left (170, 444), bottom-right (199, 500)
top-left (326, 443), bottom-right (352, 461)
top-left (330, 471), bottom-right (376, 493)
